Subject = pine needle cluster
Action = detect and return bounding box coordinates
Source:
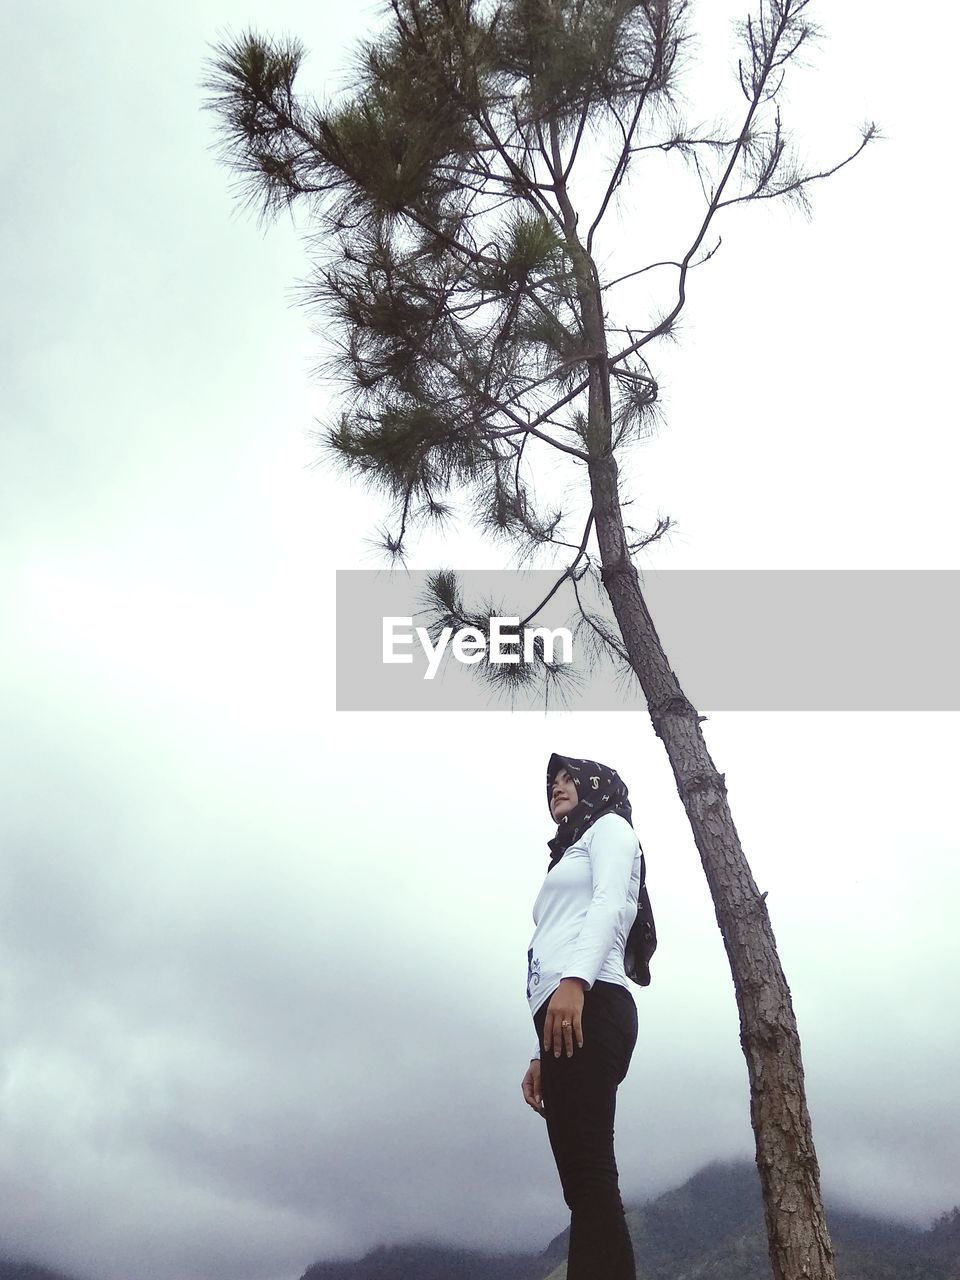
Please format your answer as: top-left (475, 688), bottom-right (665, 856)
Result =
top-left (204, 0), bottom-right (875, 693)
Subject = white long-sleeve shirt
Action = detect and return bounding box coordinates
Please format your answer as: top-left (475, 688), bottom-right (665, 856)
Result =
top-left (526, 812), bottom-right (640, 1057)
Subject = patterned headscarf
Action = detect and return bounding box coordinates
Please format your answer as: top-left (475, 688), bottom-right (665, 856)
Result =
top-left (546, 751), bottom-right (633, 870)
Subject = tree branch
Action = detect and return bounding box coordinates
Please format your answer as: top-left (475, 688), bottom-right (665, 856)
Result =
top-left (517, 508), bottom-right (596, 628)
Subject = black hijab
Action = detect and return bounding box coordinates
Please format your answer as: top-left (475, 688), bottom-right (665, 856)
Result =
top-left (546, 751), bottom-right (633, 869)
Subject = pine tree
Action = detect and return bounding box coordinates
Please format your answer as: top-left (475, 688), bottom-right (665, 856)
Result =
top-left (204, 4), bottom-right (876, 1277)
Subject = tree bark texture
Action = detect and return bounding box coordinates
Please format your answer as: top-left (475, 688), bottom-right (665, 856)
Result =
top-left (588, 449), bottom-right (836, 1280)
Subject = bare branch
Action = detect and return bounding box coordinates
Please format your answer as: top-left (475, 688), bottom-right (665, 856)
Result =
top-left (718, 123), bottom-right (878, 208)
top-left (517, 509), bottom-right (596, 628)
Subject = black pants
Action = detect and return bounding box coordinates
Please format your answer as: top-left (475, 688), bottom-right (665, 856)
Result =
top-left (533, 981), bottom-right (638, 1280)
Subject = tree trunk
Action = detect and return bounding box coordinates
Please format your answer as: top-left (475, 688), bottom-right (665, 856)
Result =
top-left (588, 448), bottom-right (836, 1280)
top-left (549, 113), bottom-right (834, 1274)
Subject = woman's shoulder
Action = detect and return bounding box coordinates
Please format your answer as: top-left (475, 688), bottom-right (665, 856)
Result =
top-left (589, 811), bottom-right (634, 835)
top-left (584, 811), bottom-right (638, 848)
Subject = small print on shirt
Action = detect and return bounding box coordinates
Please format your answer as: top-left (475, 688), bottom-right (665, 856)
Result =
top-left (526, 947), bottom-right (541, 1000)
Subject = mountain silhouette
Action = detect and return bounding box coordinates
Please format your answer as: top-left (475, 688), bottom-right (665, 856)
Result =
top-left (4, 1159), bottom-right (958, 1280)
top-left (301, 1158), bottom-right (960, 1280)
top-left (0, 1261), bottom-right (94, 1280)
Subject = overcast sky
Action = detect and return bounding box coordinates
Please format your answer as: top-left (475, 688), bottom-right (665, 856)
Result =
top-left (2, 2), bottom-right (959, 1280)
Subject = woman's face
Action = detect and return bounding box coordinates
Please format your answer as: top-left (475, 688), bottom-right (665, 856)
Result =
top-left (550, 768), bottom-right (579, 822)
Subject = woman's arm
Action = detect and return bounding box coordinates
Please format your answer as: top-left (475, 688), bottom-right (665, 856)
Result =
top-left (561, 813), bottom-right (639, 989)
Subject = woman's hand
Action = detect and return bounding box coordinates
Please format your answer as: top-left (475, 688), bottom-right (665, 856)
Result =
top-left (544, 977), bottom-right (586, 1058)
top-left (521, 1059), bottom-right (545, 1118)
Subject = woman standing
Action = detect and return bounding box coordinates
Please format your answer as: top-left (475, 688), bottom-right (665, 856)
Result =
top-left (521, 752), bottom-right (641, 1280)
